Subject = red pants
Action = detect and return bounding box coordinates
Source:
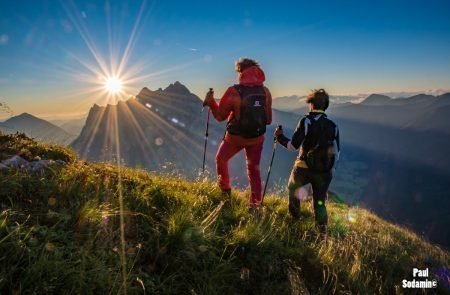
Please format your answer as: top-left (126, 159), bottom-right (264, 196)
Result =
top-left (216, 135), bottom-right (264, 207)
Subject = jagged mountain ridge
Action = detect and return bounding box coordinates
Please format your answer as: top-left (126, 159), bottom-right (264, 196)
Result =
top-left (71, 82), bottom-right (226, 172)
top-left (163, 80), bottom-right (193, 95)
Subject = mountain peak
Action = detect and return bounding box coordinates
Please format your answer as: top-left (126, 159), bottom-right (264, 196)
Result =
top-left (361, 94), bottom-right (392, 106)
top-left (138, 87), bottom-right (154, 97)
top-left (163, 81), bottom-right (191, 95)
top-left (6, 112), bottom-right (41, 123)
top-left (16, 112), bottom-right (36, 119)
top-left (0, 112), bottom-right (74, 144)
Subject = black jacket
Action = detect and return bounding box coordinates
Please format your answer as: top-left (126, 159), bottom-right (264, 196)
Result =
top-left (278, 111), bottom-right (340, 163)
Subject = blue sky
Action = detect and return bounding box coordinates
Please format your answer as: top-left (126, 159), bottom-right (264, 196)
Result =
top-left (0, 0), bottom-right (449, 118)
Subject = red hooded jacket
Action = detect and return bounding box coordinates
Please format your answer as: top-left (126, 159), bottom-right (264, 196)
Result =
top-left (209, 66), bottom-right (272, 145)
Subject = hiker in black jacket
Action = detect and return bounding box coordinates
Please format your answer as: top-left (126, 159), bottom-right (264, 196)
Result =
top-left (275, 89), bottom-right (340, 234)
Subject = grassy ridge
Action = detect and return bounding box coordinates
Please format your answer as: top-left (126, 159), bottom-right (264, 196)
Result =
top-left (0, 133), bottom-right (449, 294)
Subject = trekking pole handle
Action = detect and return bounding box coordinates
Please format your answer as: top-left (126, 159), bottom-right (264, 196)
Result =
top-left (274, 125), bottom-right (282, 142)
top-left (201, 88), bottom-right (214, 112)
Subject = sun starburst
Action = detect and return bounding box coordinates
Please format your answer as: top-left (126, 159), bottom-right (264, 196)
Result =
top-left (104, 77), bottom-right (123, 94)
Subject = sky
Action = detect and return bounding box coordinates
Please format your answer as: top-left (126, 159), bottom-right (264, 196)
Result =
top-left (0, 0), bottom-right (450, 119)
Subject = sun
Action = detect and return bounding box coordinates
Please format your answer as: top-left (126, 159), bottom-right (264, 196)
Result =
top-left (104, 77), bottom-right (123, 94)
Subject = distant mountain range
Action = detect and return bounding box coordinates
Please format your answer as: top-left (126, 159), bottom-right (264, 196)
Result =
top-left (272, 95), bottom-right (364, 112)
top-left (274, 92), bottom-right (450, 115)
top-left (0, 113), bottom-right (76, 145)
top-left (360, 93), bottom-right (450, 107)
top-left (274, 93), bottom-right (450, 135)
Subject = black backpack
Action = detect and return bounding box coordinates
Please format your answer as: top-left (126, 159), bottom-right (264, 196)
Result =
top-left (302, 115), bottom-right (337, 173)
top-left (226, 85), bottom-right (267, 138)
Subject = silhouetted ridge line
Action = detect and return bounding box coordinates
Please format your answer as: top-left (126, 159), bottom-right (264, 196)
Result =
top-left (163, 81), bottom-right (191, 95)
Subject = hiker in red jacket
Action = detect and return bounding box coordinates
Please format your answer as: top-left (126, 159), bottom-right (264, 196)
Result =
top-left (203, 58), bottom-right (272, 213)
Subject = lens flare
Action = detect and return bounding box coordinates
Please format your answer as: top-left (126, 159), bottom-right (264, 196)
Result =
top-left (346, 213), bottom-right (356, 223)
top-left (295, 184), bottom-right (311, 201)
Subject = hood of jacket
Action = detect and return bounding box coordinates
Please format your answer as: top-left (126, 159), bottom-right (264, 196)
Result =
top-left (238, 66), bottom-right (265, 86)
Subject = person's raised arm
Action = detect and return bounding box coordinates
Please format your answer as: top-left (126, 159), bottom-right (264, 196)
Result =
top-left (204, 87), bottom-right (236, 122)
top-left (275, 117), bottom-right (307, 151)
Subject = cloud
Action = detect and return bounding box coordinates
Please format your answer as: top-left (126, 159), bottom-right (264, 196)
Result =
top-left (0, 34), bottom-right (9, 45)
top-left (188, 48), bottom-right (198, 51)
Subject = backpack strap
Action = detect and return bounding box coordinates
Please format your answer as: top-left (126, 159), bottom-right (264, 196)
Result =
top-left (304, 112), bottom-right (325, 136)
top-left (225, 85), bottom-right (242, 136)
top-left (300, 113), bottom-right (330, 160)
top-left (233, 84), bottom-right (243, 99)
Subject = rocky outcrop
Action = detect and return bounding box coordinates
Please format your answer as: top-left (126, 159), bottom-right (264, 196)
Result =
top-left (0, 155), bottom-right (66, 172)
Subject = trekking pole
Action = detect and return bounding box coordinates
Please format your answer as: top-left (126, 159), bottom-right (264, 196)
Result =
top-left (262, 125), bottom-right (282, 204)
top-left (202, 88), bottom-right (213, 172)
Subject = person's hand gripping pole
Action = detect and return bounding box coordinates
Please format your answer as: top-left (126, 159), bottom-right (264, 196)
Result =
top-left (202, 88), bottom-right (214, 172)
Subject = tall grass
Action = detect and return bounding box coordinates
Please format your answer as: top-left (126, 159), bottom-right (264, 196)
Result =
top-left (0, 134), bottom-right (449, 294)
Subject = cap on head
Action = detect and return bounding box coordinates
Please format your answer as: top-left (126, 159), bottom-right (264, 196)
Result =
top-left (306, 89), bottom-right (330, 111)
top-left (235, 57), bottom-right (259, 73)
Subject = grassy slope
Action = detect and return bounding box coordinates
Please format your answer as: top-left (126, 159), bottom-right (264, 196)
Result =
top-left (0, 133), bottom-right (449, 294)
